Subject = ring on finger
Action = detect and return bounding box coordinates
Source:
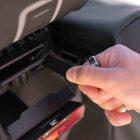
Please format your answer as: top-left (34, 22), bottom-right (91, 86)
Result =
top-left (89, 56), bottom-right (100, 67)
top-left (119, 105), bottom-right (127, 113)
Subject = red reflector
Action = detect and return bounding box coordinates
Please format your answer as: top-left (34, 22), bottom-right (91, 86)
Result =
top-left (37, 105), bottom-right (85, 140)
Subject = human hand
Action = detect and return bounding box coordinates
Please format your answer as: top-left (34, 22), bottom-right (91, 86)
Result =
top-left (66, 45), bottom-right (140, 126)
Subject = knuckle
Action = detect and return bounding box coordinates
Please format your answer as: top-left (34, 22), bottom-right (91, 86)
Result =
top-left (114, 44), bottom-right (124, 48)
top-left (100, 98), bottom-right (121, 111)
top-left (76, 67), bottom-right (84, 82)
top-left (94, 98), bottom-right (105, 104)
top-left (114, 44), bottom-right (126, 50)
top-left (76, 66), bottom-right (91, 83)
top-left (92, 95), bottom-right (108, 105)
top-left (75, 68), bottom-right (82, 83)
top-left (107, 45), bottom-right (126, 57)
top-left (100, 103), bottom-right (115, 111)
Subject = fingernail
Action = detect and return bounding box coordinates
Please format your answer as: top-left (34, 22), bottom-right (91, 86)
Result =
top-left (66, 67), bottom-right (78, 82)
top-left (117, 117), bottom-right (131, 126)
top-left (118, 119), bottom-right (131, 126)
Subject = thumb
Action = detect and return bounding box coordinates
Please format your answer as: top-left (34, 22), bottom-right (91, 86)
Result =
top-left (66, 65), bottom-right (116, 89)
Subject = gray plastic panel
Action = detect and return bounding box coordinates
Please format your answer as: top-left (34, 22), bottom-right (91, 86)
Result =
top-left (0, 0), bottom-right (87, 51)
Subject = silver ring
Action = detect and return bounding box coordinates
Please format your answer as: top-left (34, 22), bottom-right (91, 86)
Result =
top-left (88, 56), bottom-right (100, 67)
top-left (119, 105), bottom-right (127, 113)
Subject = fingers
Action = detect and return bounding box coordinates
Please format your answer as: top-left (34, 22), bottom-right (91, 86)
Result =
top-left (79, 85), bottom-right (122, 110)
top-left (79, 85), bottom-right (123, 111)
top-left (79, 85), bottom-right (132, 127)
top-left (66, 65), bottom-right (117, 89)
top-left (79, 84), bottom-right (132, 126)
top-left (78, 85), bottom-right (99, 99)
top-left (105, 110), bottom-right (132, 127)
top-left (78, 85), bottom-right (115, 105)
top-left (99, 98), bottom-right (122, 111)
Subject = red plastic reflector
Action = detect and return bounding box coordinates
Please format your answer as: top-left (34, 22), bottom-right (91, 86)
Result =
top-left (37, 105), bottom-right (85, 140)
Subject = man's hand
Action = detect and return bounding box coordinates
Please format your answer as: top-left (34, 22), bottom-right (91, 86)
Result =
top-left (66, 44), bottom-right (140, 127)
